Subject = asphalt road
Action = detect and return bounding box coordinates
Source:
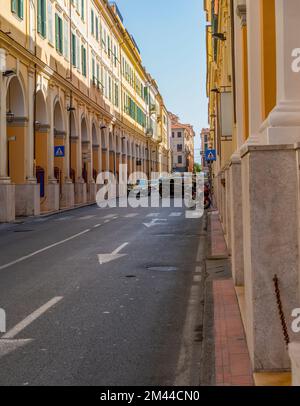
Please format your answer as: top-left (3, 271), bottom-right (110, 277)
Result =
top-left (0, 201), bottom-right (207, 386)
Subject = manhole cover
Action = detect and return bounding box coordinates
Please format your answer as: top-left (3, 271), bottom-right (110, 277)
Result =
top-left (147, 266), bottom-right (178, 272)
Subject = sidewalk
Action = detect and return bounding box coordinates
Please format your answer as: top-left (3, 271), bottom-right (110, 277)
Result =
top-left (208, 210), bottom-right (254, 386)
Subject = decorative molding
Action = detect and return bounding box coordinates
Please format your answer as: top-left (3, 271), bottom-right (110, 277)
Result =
top-left (236, 4), bottom-right (247, 27)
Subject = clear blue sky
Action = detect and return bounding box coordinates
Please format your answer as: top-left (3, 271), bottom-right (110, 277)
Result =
top-left (115, 0), bottom-right (208, 163)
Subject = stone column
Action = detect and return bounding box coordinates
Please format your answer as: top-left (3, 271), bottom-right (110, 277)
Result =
top-left (261, 0), bottom-right (300, 144)
top-left (15, 69), bottom-right (39, 217)
top-left (0, 71), bottom-right (15, 222)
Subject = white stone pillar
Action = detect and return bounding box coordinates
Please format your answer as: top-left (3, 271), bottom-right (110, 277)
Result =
top-left (48, 84), bottom-right (55, 181)
top-left (245, 0), bottom-right (262, 144)
top-left (261, 0), bottom-right (300, 144)
top-left (0, 75), bottom-right (8, 181)
top-left (26, 69), bottom-right (36, 183)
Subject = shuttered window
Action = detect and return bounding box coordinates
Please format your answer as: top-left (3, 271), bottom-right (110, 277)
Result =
top-left (81, 45), bottom-right (87, 77)
top-left (55, 14), bottom-right (63, 54)
top-left (11, 0), bottom-right (23, 19)
top-left (71, 33), bottom-right (76, 67)
top-left (37, 0), bottom-right (47, 38)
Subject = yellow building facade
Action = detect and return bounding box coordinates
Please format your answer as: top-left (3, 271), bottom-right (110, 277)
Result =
top-left (205, 0), bottom-right (300, 377)
top-left (0, 0), bottom-right (170, 221)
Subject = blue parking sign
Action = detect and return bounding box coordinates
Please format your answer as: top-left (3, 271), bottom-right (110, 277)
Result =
top-left (54, 146), bottom-right (65, 157)
top-left (205, 149), bottom-right (217, 161)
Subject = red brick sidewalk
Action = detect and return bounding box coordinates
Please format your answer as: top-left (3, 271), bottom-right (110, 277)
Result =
top-left (214, 280), bottom-right (254, 386)
top-left (209, 210), bottom-right (228, 259)
top-left (210, 211), bottom-right (254, 386)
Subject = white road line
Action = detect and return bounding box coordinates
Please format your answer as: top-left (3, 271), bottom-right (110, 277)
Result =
top-left (55, 217), bottom-right (72, 222)
top-left (78, 215), bottom-right (96, 221)
top-left (169, 212), bottom-right (182, 217)
top-left (102, 214), bottom-right (115, 219)
top-left (146, 213), bottom-right (160, 218)
top-left (124, 213), bottom-right (138, 218)
top-left (93, 224), bottom-right (102, 228)
top-left (2, 297), bottom-right (63, 339)
top-left (104, 220), bottom-right (110, 224)
top-left (0, 229), bottom-right (91, 271)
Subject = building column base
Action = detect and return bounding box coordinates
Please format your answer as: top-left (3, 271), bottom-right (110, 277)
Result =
top-left (87, 182), bottom-right (96, 203)
top-left (60, 181), bottom-right (75, 209)
top-left (0, 183), bottom-right (15, 222)
top-left (229, 153), bottom-right (244, 286)
top-left (75, 180), bottom-right (87, 205)
top-left (289, 343), bottom-right (300, 386)
top-left (241, 144), bottom-right (299, 371)
top-left (15, 183), bottom-right (40, 217)
top-left (41, 182), bottom-right (60, 213)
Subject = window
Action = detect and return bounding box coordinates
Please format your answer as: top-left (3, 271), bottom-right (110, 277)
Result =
top-left (81, 0), bottom-right (85, 21)
top-left (91, 9), bottom-right (94, 36)
top-left (11, 0), bottom-right (24, 20)
top-left (37, 0), bottom-right (47, 38)
top-left (178, 132), bottom-right (182, 138)
top-left (55, 14), bottom-right (63, 54)
top-left (114, 83), bottom-right (119, 107)
top-left (71, 33), bottom-right (76, 66)
top-left (47, 0), bottom-right (53, 44)
top-left (172, 132), bottom-right (175, 138)
top-left (178, 156), bottom-right (183, 164)
top-left (95, 17), bottom-right (99, 41)
top-left (92, 57), bottom-right (95, 84)
top-left (177, 144), bottom-right (183, 152)
top-left (81, 45), bottom-right (87, 77)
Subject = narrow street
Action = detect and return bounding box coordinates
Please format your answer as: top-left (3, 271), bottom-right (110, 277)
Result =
top-left (0, 204), bottom-right (207, 386)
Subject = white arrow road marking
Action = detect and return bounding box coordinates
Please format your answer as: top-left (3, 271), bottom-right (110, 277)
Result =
top-left (0, 297), bottom-right (63, 358)
top-left (98, 242), bottom-right (129, 265)
top-left (2, 297), bottom-right (63, 339)
top-left (143, 219), bottom-right (168, 228)
top-left (0, 229), bottom-right (90, 271)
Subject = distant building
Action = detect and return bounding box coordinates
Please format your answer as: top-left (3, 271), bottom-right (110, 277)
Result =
top-left (169, 113), bottom-right (195, 173)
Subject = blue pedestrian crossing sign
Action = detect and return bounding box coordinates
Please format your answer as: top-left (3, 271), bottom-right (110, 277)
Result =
top-left (205, 149), bottom-right (217, 162)
top-left (54, 146), bottom-right (65, 157)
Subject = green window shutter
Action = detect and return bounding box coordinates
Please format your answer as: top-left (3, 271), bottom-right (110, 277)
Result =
top-left (72, 34), bottom-right (76, 66)
top-left (81, 0), bottom-right (84, 20)
top-left (81, 46), bottom-right (86, 76)
top-left (11, 0), bottom-right (17, 13)
top-left (92, 58), bottom-right (95, 82)
top-left (38, 0), bottom-right (46, 37)
top-left (95, 17), bottom-right (99, 41)
top-left (55, 14), bottom-right (59, 51)
top-left (37, 0), bottom-right (42, 34)
top-left (59, 17), bottom-right (63, 53)
top-left (91, 9), bottom-right (94, 35)
top-left (18, 0), bottom-right (24, 19)
top-left (42, 0), bottom-right (47, 37)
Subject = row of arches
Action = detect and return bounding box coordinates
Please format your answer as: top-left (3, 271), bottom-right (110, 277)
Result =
top-left (3, 74), bottom-right (163, 215)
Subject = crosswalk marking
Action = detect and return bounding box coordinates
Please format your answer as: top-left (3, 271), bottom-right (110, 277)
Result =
top-left (169, 212), bottom-right (182, 217)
